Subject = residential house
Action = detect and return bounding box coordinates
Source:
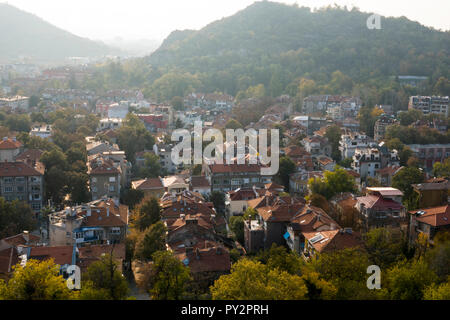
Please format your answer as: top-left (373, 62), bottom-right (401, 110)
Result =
top-left (374, 115), bottom-right (398, 142)
top-left (87, 157), bottom-right (121, 200)
top-left (408, 96), bottom-right (449, 117)
top-left (131, 178), bottom-right (165, 198)
top-left (0, 137), bottom-right (23, 162)
top-left (355, 187), bottom-right (407, 231)
top-left (188, 176), bottom-right (211, 196)
top-left (409, 205), bottom-right (450, 244)
top-left (48, 198), bottom-right (128, 246)
top-left (204, 163), bottom-right (273, 193)
top-left (0, 161), bottom-right (44, 212)
top-left (407, 144), bottom-right (450, 172)
top-left (412, 178), bottom-right (449, 208)
top-left (339, 132), bottom-right (372, 159)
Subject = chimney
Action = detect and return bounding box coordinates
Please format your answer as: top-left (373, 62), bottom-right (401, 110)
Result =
top-left (23, 231), bottom-right (29, 244)
top-left (106, 206), bottom-right (110, 217)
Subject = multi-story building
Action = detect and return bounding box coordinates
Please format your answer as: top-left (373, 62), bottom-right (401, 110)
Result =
top-left (407, 144), bottom-right (450, 172)
top-left (355, 187), bottom-right (407, 232)
top-left (409, 205), bottom-right (450, 244)
top-left (302, 135), bottom-right (331, 156)
top-left (153, 143), bottom-right (178, 174)
top-left (0, 96), bottom-right (29, 111)
top-left (87, 158), bottom-right (121, 200)
top-left (0, 137), bottom-right (23, 162)
top-left (0, 161), bottom-right (44, 213)
top-left (339, 131), bottom-right (372, 159)
top-left (48, 198), bottom-right (128, 246)
top-left (204, 163), bottom-right (273, 193)
top-left (374, 115), bottom-right (398, 142)
top-left (408, 96), bottom-right (449, 117)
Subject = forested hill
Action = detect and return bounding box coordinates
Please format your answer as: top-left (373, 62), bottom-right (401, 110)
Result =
top-left (0, 4), bottom-right (116, 62)
top-left (146, 1), bottom-right (450, 98)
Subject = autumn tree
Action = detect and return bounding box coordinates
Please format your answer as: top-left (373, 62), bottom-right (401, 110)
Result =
top-left (134, 221), bottom-right (167, 261)
top-left (133, 197), bottom-right (162, 231)
top-left (80, 254), bottom-right (129, 300)
top-left (210, 259), bottom-right (307, 300)
top-left (137, 251), bottom-right (191, 300)
top-left (0, 259), bottom-right (75, 300)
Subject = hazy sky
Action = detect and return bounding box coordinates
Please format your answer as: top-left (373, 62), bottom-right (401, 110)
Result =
top-left (3, 0), bottom-right (450, 41)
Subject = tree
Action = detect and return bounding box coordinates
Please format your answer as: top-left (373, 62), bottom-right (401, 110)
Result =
top-left (364, 228), bottom-right (407, 268)
top-left (0, 259), bottom-right (75, 300)
top-left (433, 159), bottom-right (450, 178)
top-left (229, 216), bottom-right (244, 244)
top-left (134, 197), bottom-right (162, 231)
top-left (0, 198), bottom-right (36, 238)
top-left (382, 259), bottom-right (438, 300)
top-left (134, 222), bottom-right (167, 261)
top-left (224, 119), bottom-right (243, 130)
top-left (423, 281), bottom-right (450, 300)
top-left (397, 109), bottom-right (423, 126)
top-left (171, 96), bottom-right (184, 111)
top-left (278, 156), bottom-right (296, 189)
top-left (209, 191), bottom-right (225, 213)
top-left (311, 248), bottom-right (376, 299)
top-left (80, 254), bottom-right (129, 300)
top-left (308, 166), bottom-right (356, 199)
top-left (243, 207), bottom-right (258, 219)
top-left (138, 152), bottom-right (162, 178)
top-left (392, 167), bottom-right (424, 209)
top-left (256, 244), bottom-right (304, 275)
top-left (120, 188), bottom-right (144, 210)
top-left (210, 259), bottom-right (307, 300)
top-left (137, 251), bottom-right (191, 300)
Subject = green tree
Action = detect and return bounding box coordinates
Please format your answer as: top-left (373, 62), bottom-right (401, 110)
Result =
top-left (134, 221), bottom-right (167, 261)
top-left (0, 259), bottom-right (75, 300)
top-left (134, 197), bottom-right (162, 231)
top-left (229, 216), bottom-right (244, 244)
top-left (381, 259), bottom-right (438, 300)
top-left (138, 152), bottom-right (162, 178)
top-left (392, 167), bottom-right (424, 209)
top-left (364, 228), bottom-right (407, 268)
top-left (224, 119), bottom-right (243, 129)
top-left (209, 191), bottom-right (225, 213)
top-left (308, 166), bottom-right (356, 199)
top-left (80, 254), bottom-right (129, 300)
top-left (0, 198), bottom-right (37, 238)
top-left (137, 251), bottom-right (191, 300)
top-left (433, 159), bottom-right (450, 178)
top-left (171, 96), bottom-right (185, 111)
top-left (278, 156), bottom-right (296, 189)
top-left (210, 259), bottom-right (307, 300)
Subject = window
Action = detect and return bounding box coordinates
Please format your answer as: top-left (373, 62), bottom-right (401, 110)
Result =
top-left (92, 177), bottom-right (97, 183)
top-left (4, 186), bottom-right (13, 193)
top-left (17, 186), bottom-right (24, 192)
top-left (16, 177), bottom-right (25, 183)
top-left (4, 178), bottom-right (13, 184)
top-left (31, 203), bottom-right (41, 210)
top-left (110, 227), bottom-right (121, 234)
top-left (33, 194), bottom-right (40, 200)
top-left (92, 186), bottom-right (97, 192)
top-left (109, 185), bottom-right (115, 192)
top-left (109, 177), bottom-right (116, 182)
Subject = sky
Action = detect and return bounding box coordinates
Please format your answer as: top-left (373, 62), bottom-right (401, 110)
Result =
top-left (2, 0), bottom-right (450, 41)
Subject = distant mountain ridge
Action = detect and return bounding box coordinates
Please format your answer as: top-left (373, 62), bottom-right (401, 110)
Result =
top-left (0, 3), bottom-right (117, 62)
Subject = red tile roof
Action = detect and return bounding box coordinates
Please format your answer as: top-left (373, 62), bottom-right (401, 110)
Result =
top-left (356, 195), bottom-right (404, 210)
top-left (132, 178), bottom-right (164, 190)
top-left (175, 246), bottom-right (231, 273)
top-left (15, 149), bottom-right (44, 162)
top-left (0, 138), bottom-right (22, 150)
top-left (410, 205), bottom-right (450, 227)
top-left (77, 243), bottom-right (125, 272)
top-left (28, 245), bottom-right (73, 266)
top-left (0, 161), bottom-right (43, 177)
top-left (0, 247), bottom-right (18, 275)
